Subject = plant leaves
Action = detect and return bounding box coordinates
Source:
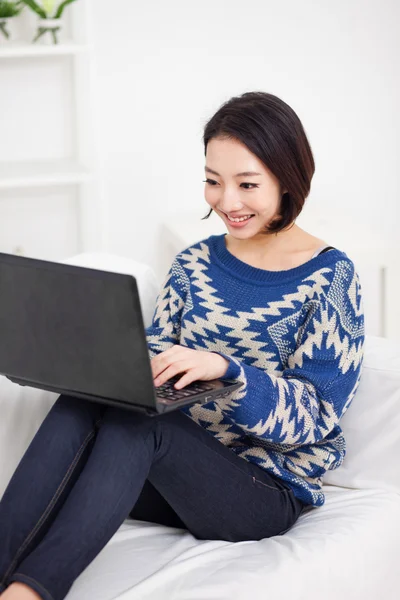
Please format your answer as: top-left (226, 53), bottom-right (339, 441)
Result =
top-left (54, 0), bottom-right (76, 19)
top-left (20, 0), bottom-right (47, 18)
top-left (0, 1), bottom-right (24, 18)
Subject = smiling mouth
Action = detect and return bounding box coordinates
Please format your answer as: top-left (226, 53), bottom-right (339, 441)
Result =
top-left (223, 213), bottom-right (255, 222)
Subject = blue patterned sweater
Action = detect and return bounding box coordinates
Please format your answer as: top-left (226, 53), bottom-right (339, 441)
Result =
top-left (145, 233), bottom-right (365, 506)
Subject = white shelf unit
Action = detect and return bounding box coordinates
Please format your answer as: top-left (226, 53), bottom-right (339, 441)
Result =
top-left (0, 158), bottom-right (92, 188)
top-left (0, 0), bottom-right (105, 260)
top-left (0, 41), bottom-right (87, 58)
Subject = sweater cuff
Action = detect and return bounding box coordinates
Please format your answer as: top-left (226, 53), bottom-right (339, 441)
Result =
top-left (212, 351), bottom-right (241, 380)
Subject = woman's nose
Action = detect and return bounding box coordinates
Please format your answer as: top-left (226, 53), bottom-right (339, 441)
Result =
top-left (219, 204), bottom-right (244, 213)
top-left (218, 195), bottom-right (243, 212)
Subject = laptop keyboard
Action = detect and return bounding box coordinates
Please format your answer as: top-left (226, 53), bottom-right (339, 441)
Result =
top-left (155, 375), bottom-right (216, 402)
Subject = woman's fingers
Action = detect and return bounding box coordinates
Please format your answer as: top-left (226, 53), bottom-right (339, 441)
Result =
top-left (173, 371), bottom-right (199, 389)
top-left (153, 362), bottom-right (193, 387)
top-left (150, 345), bottom-right (192, 380)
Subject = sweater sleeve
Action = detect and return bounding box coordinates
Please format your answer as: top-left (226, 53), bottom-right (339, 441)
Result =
top-left (145, 256), bottom-right (188, 360)
top-left (212, 264), bottom-right (365, 446)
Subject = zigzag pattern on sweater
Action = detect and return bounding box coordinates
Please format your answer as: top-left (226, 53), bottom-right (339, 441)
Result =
top-left (146, 234), bottom-right (365, 506)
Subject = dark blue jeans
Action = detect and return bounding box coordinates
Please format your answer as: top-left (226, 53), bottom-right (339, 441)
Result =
top-left (0, 394), bottom-right (305, 600)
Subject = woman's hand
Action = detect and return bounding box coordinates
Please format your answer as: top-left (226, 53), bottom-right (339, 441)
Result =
top-left (150, 345), bottom-right (230, 389)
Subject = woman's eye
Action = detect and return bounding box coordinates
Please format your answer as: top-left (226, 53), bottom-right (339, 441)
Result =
top-left (241, 183), bottom-right (259, 189)
top-left (203, 179), bottom-right (259, 189)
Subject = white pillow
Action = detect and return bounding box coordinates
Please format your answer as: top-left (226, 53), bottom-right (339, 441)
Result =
top-left (323, 334), bottom-right (400, 495)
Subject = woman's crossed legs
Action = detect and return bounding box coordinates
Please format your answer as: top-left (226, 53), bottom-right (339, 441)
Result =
top-left (0, 394), bottom-right (304, 600)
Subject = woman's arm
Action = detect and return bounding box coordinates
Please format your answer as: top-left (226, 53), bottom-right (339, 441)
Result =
top-left (212, 263), bottom-right (365, 446)
top-left (145, 256), bottom-right (188, 360)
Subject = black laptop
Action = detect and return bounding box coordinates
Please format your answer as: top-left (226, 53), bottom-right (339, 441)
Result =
top-left (0, 252), bottom-right (242, 416)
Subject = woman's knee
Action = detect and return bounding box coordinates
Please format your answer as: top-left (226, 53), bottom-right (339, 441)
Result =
top-left (51, 394), bottom-right (106, 429)
top-left (99, 406), bottom-right (156, 441)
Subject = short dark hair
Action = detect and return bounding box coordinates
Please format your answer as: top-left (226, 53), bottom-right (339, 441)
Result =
top-left (201, 91), bottom-right (315, 235)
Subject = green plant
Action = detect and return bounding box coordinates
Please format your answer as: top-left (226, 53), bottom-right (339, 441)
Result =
top-left (0, 2), bottom-right (24, 39)
top-left (21, 0), bottom-right (77, 44)
top-left (21, 0), bottom-right (76, 19)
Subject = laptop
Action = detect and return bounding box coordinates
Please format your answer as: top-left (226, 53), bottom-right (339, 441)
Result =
top-left (0, 252), bottom-right (243, 416)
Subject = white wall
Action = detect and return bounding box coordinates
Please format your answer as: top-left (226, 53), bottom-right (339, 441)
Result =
top-left (87, 0), bottom-right (400, 283)
top-left (1, 0), bottom-right (398, 315)
top-left (0, 7), bottom-right (80, 260)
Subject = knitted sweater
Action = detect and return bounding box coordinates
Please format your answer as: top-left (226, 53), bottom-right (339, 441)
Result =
top-left (145, 233), bottom-right (365, 506)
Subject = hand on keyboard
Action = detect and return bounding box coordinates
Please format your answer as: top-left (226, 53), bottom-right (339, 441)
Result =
top-left (151, 345), bottom-right (231, 390)
top-left (155, 375), bottom-right (216, 401)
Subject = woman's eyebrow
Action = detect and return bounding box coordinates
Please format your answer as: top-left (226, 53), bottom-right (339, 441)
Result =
top-left (205, 167), bottom-right (262, 177)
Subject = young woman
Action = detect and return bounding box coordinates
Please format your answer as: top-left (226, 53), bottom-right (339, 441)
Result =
top-left (0, 91), bottom-right (365, 600)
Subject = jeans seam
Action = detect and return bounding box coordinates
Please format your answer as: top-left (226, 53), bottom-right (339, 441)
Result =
top-left (204, 439), bottom-right (263, 480)
top-left (252, 476), bottom-right (294, 494)
top-left (185, 420), bottom-right (293, 493)
top-left (204, 440), bottom-right (294, 495)
top-left (10, 572), bottom-right (55, 600)
top-left (1, 420), bottom-right (102, 585)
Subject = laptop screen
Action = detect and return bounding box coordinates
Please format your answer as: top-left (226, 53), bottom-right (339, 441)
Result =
top-left (0, 254), bottom-right (155, 406)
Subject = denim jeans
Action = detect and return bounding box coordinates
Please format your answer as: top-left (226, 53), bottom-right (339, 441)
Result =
top-left (0, 394), bottom-right (305, 600)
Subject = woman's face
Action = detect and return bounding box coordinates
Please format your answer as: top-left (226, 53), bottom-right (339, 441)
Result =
top-left (204, 137), bottom-right (284, 239)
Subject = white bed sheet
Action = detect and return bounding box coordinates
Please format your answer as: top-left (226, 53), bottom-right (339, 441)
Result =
top-left (66, 486), bottom-right (400, 600)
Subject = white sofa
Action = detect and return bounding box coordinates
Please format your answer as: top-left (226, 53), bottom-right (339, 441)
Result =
top-left (1, 252), bottom-right (400, 600)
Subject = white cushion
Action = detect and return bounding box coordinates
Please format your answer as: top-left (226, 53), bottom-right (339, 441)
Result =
top-left (64, 487), bottom-right (400, 600)
top-left (60, 252), bottom-right (159, 328)
top-left (324, 335), bottom-right (400, 494)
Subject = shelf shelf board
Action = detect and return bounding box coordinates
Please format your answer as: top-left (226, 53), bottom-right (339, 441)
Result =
top-left (0, 41), bottom-right (87, 58)
top-left (0, 159), bottom-right (92, 189)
